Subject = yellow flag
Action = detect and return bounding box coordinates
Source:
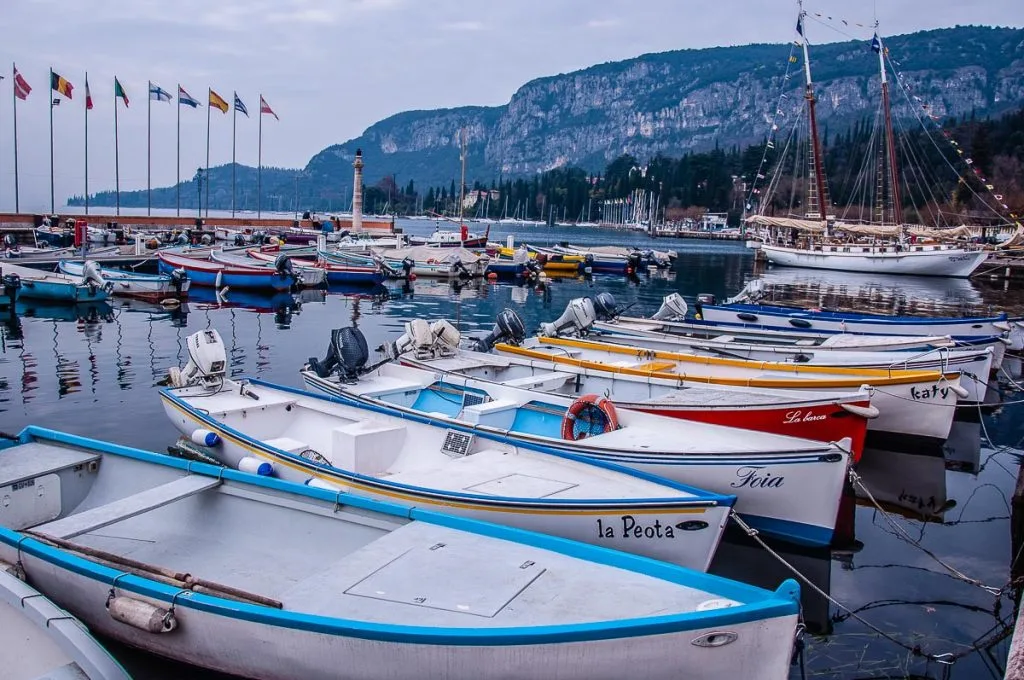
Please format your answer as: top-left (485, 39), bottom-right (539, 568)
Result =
top-left (209, 89), bottom-right (229, 113)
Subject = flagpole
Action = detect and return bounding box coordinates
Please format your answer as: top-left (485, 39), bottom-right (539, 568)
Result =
top-left (257, 94), bottom-right (262, 219)
top-left (84, 72), bottom-right (89, 216)
top-left (13, 63), bottom-right (20, 214)
top-left (176, 84), bottom-right (181, 217)
top-left (231, 92), bottom-right (237, 216)
top-left (49, 68), bottom-right (55, 214)
top-left (147, 80), bottom-right (151, 216)
top-left (114, 78), bottom-right (120, 217)
top-left (205, 88), bottom-right (210, 218)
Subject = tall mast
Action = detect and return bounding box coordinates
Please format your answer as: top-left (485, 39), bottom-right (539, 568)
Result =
top-left (875, 28), bottom-right (903, 226)
top-left (798, 1), bottom-right (829, 221)
top-left (458, 127), bottom-right (467, 224)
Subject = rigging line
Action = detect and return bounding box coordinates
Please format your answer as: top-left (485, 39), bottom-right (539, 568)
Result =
top-left (745, 44), bottom-right (802, 207)
top-left (894, 117), bottom-right (945, 227)
top-left (803, 14), bottom-right (867, 42)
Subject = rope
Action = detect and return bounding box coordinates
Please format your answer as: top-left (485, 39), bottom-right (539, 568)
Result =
top-left (849, 469), bottom-right (1003, 595)
top-left (729, 511), bottom-right (957, 664)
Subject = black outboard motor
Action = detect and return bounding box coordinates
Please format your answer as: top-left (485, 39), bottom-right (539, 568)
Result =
top-left (592, 292), bottom-right (619, 321)
top-left (583, 253), bottom-right (595, 274)
top-left (626, 251), bottom-right (642, 275)
top-left (170, 269), bottom-right (188, 296)
top-left (641, 249), bottom-right (659, 268)
top-left (275, 255), bottom-right (299, 287)
top-left (402, 257), bottom-right (415, 279)
top-left (307, 327), bottom-right (370, 383)
top-left (524, 259), bottom-right (542, 280)
top-left (234, 233), bottom-right (246, 247)
top-left (474, 309), bottom-right (527, 352)
top-left (3, 234), bottom-right (18, 249)
top-left (452, 256), bottom-right (471, 280)
top-left (3, 273), bottom-right (21, 303)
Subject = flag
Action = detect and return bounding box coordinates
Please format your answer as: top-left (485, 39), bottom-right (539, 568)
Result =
top-left (789, 55), bottom-right (798, 63)
top-left (209, 89), bottom-right (229, 113)
top-left (871, 33), bottom-right (882, 53)
top-left (85, 78), bottom-right (93, 110)
top-left (51, 71), bottom-right (73, 99)
top-left (796, 14), bottom-right (804, 36)
top-left (260, 95), bottom-right (278, 120)
top-left (13, 67), bottom-right (31, 100)
top-left (233, 92), bottom-right (248, 117)
top-left (114, 78), bottom-right (129, 107)
top-left (178, 86), bottom-right (199, 108)
top-left (149, 83), bottom-right (172, 102)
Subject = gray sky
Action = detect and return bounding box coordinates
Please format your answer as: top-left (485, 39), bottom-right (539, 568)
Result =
top-left (0, 0), bottom-right (1018, 210)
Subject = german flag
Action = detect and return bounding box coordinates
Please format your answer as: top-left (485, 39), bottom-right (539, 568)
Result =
top-left (209, 89), bottom-right (229, 113)
top-left (51, 71), bottom-right (73, 99)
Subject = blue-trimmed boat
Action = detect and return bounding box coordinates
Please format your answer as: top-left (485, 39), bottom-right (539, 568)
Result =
top-left (59, 259), bottom-right (190, 300)
top-left (0, 426), bottom-right (801, 680)
top-left (0, 261), bottom-right (110, 303)
top-left (158, 250), bottom-right (295, 291)
top-left (243, 249), bottom-right (385, 285)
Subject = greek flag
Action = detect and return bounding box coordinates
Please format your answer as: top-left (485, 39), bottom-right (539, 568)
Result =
top-left (234, 93), bottom-right (249, 117)
top-left (149, 83), bottom-right (172, 102)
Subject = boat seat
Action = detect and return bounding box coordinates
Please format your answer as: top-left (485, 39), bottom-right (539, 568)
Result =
top-left (331, 421), bottom-right (405, 476)
top-left (635, 361), bottom-right (676, 372)
top-left (263, 437), bottom-right (309, 454)
top-left (710, 335), bottom-right (736, 343)
top-left (33, 475), bottom-right (221, 540)
top-left (460, 398), bottom-right (519, 429)
top-left (501, 372), bottom-right (575, 390)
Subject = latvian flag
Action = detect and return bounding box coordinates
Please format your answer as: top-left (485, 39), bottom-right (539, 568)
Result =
top-left (13, 66), bottom-right (31, 100)
top-left (260, 95), bottom-right (279, 121)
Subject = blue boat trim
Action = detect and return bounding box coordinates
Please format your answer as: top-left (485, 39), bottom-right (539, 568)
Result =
top-left (1, 426), bottom-right (798, 645)
top-left (716, 302), bottom-right (1007, 325)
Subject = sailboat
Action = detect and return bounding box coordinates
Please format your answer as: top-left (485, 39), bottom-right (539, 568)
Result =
top-left (745, 4), bottom-right (989, 278)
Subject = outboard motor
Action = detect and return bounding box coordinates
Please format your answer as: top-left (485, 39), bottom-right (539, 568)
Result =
top-left (169, 268), bottom-right (188, 296)
top-left (401, 257), bottom-right (415, 279)
top-left (696, 293), bottom-right (717, 305)
top-left (540, 297), bottom-right (597, 337)
top-left (725, 279), bottom-right (765, 305)
top-left (592, 292), bottom-right (619, 321)
top-left (626, 251), bottom-right (642, 275)
top-left (81, 260), bottom-right (108, 296)
top-left (168, 329), bottom-right (228, 389)
top-left (641, 249), bottom-right (659, 268)
top-left (3, 234), bottom-right (17, 249)
top-left (200, 233), bottom-right (213, 246)
top-left (382, 319), bottom-right (461, 360)
top-left (234, 233), bottom-right (246, 247)
top-left (651, 293), bottom-right (689, 321)
top-left (175, 232), bottom-right (189, 246)
top-left (524, 258), bottom-right (542, 280)
top-left (2, 273), bottom-right (21, 302)
top-left (474, 309), bottom-right (527, 352)
top-left (274, 255), bottom-right (299, 286)
top-left (582, 253), bottom-right (594, 274)
top-left (451, 256), bottom-right (471, 280)
top-left (307, 327), bottom-right (370, 383)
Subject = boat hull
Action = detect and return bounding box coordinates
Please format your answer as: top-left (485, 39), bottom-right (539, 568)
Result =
top-left (19, 278), bottom-right (109, 302)
top-left (759, 244), bottom-right (988, 277)
top-left (161, 391), bottom-right (730, 571)
top-left (59, 261), bottom-right (190, 301)
top-left (158, 253), bottom-right (294, 291)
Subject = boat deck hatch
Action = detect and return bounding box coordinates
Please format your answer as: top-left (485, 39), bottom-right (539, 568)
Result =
top-left (344, 544), bottom-right (545, 617)
top-left (464, 473), bottom-right (578, 498)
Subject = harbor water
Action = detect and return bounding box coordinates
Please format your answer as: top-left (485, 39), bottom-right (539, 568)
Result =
top-left (0, 220), bottom-right (1021, 679)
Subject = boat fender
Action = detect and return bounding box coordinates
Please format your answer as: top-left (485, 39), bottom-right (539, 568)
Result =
top-left (789, 318), bottom-right (812, 329)
top-left (736, 313), bottom-right (758, 322)
top-left (562, 395), bottom-right (619, 441)
top-left (106, 596), bottom-right (178, 634)
top-left (947, 382), bottom-right (970, 399)
top-left (215, 270), bottom-right (223, 290)
top-left (160, 298), bottom-right (181, 308)
top-left (305, 477), bottom-right (344, 492)
top-left (839, 403), bottom-right (880, 419)
top-left (238, 457), bottom-right (274, 476)
top-left (190, 429), bottom-right (221, 447)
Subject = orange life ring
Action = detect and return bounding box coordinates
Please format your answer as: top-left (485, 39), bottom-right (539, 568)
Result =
top-left (562, 394), bottom-right (619, 441)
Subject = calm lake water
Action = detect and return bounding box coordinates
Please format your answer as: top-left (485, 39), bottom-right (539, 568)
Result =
top-left (1, 219), bottom-right (1021, 679)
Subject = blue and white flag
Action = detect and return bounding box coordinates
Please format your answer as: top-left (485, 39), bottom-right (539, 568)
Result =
top-left (149, 83), bottom-right (172, 102)
top-left (234, 93), bottom-right (248, 117)
top-left (178, 86), bottom-right (199, 108)
top-left (871, 33), bottom-right (882, 53)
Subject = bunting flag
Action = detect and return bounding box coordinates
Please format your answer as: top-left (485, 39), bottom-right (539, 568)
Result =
top-left (114, 78), bottom-right (129, 107)
top-left (796, 14), bottom-right (804, 36)
top-left (51, 71), bottom-right (73, 99)
top-left (85, 78), bottom-right (93, 110)
top-left (233, 92), bottom-right (248, 117)
top-left (789, 55), bottom-right (799, 64)
top-left (260, 95), bottom-right (278, 120)
top-left (871, 34), bottom-right (882, 53)
top-left (13, 67), bottom-right (31, 100)
top-left (149, 83), bottom-right (172, 102)
top-left (178, 86), bottom-right (199, 108)
top-left (209, 89), bottom-right (229, 113)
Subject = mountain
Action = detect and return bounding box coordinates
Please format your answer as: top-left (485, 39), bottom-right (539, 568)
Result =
top-left (78, 25), bottom-right (1024, 211)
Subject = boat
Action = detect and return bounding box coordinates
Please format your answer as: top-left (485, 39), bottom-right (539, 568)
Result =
top-left (157, 250), bottom-right (298, 292)
top-left (554, 244), bottom-right (673, 269)
top-left (299, 324), bottom-right (855, 547)
top-left (328, 246), bottom-right (488, 279)
top-left (741, 8), bottom-right (998, 277)
top-left (0, 568), bottom-right (131, 680)
top-left (161, 330), bottom-right (734, 570)
top-left (407, 224), bottom-right (489, 249)
top-left (243, 249), bottom-right (385, 285)
top-left (59, 259), bottom-right (190, 300)
top-left (207, 249), bottom-right (327, 287)
top-left (0, 426), bottom-right (801, 680)
top-left (0, 261), bottom-right (111, 303)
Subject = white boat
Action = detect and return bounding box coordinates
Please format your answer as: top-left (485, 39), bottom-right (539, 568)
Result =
top-left (0, 426), bottom-right (802, 680)
top-left (160, 330), bottom-right (734, 571)
top-left (754, 241), bottom-right (988, 278)
top-left (0, 569), bottom-right (131, 680)
top-left (59, 259), bottom-right (190, 300)
top-left (298, 325), bottom-right (854, 547)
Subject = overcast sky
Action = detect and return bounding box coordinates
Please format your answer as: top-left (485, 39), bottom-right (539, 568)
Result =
top-left (0, 0), bottom-right (1018, 211)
